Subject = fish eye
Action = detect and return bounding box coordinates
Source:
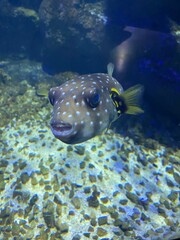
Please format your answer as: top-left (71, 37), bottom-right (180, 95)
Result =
top-left (86, 91), bottom-right (100, 108)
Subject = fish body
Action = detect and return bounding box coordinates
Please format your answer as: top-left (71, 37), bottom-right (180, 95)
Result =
top-left (49, 64), bottom-right (143, 144)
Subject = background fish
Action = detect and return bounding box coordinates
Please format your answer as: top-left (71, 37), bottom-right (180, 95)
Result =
top-left (49, 64), bottom-right (143, 144)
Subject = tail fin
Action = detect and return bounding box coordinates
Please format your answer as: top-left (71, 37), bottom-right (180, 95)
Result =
top-left (121, 84), bottom-right (144, 114)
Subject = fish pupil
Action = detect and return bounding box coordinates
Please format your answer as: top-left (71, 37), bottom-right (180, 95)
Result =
top-left (86, 92), bottom-right (100, 108)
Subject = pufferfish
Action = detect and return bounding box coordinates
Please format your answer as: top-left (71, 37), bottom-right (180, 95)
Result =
top-left (49, 63), bottom-right (143, 144)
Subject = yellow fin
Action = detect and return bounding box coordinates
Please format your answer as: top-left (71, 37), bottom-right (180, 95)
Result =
top-left (120, 84), bottom-right (144, 114)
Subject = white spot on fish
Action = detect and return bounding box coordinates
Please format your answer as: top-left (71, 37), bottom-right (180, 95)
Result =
top-left (76, 111), bottom-right (80, 115)
top-left (90, 121), bottom-right (94, 126)
top-left (68, 114), bottom-right (72, 118)
top-left (100, 121), bottom-right (103, 125)
top-left (81, 100), bottom-right (85, 106)
top-left (75, 102), bottom-right (80, 106)
top-left (65, 102), bottom-right (70, 106)
top-left (53, 91), bottom-right (55, 95)
top-left (86, 112), bottom-right (90, 116)
top-left (62, 112), bottom-right (66, 115)
top-left (81, 120), bottom-right (84, 124)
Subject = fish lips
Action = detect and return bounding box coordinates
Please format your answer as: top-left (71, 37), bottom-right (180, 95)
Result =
top-left (50, 121), bottom-right (74, 140)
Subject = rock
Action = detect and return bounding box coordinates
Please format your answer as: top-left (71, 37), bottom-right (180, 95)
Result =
top-left (43, 200), bottom-right (55, 228)
top-left (98, 216), bottom-right (108, 225)
top-left (72, 234), bottom-right (81, 240)
top-left (54, 194), bottom-right (63, 205)
top-left (87, 195), bottom-right (99, 208)
top-left (74, 146), bottom-right (85, 155)
top-left (119, 199), bottom-right (128, 205)
top-left (100, 197), bottom-right (109, 204)
top-left (89, 174), bottom-right (97, 183)
top-left (90, 218), bottom-right (97, 227)
top-left (80, 161), bottom-right (86, 169)
top-left (55, 221), bottom-right (69, 233)
top-left (20, 172), bottom-right (29, 184)
top-left (71, 197), bottom-right (81, 209)
top-left (124, 183), bottom-right (132, 191)
top-left (126, 192), bottom-right (139, 204)
top-left (173, 172), bottom-right (180, 184)
top-left (0, 171), bottom-right (5, 191)
top-left (39, 0), bottom-right (108, 73)
top-left (29, 194), bottom-right (38, 206)
top-left (167, 191), bottom-right (178, 202)
top-left (97, 227), bottom-right (107, 237)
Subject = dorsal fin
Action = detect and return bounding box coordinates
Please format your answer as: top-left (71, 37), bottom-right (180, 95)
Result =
top-left (107, 63), bottom-right (114, 77)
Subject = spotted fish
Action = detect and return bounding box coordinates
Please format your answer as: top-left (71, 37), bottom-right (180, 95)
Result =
top-left (49, 63), bottom-right (143, 144)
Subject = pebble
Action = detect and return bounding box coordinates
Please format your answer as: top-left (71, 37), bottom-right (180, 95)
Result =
top-left (165, 166), bottom-right (174, 174)
top-left (74, 146), bottom-right (85, 155)
top-left (84, 186), bottom-right (91, 194)
top-left (90, 218), bottom-right (97, 227)
top-left (80, 161), bottom-right (86, 169)
top-left (87, 195), bottom-right (99, 208)
top-left (72, 234), bottom-right (81, 240)
top-left (54, 194), bottom-right (63, 205)
top-left (97, 227), bottom-right (107, 237)
top-left (55, 221), bottom-right (69, 233)
top-left (0, 172), bottom-right (5, 191)
top-left (71, 197), bottom-right (81, 209)
top-left (98, 216), bottom-right (108, 225)
top-left (42, 200), bottom-right (55, 228)
top-left (167, 190), bottom-right (178, 202)
top-left (100, 197), bottom-right (109, 204)
top-left (119, 199), bottom-right (128, 205)
top-left (126, 192), bottom-right (139, 204)
top-left (141, 213), bottom-right (150, 221)
top-left (173, 172), bottom-right (180, 184)
top-left (40, 165), bottom-right (49, 175)
top-left (89, 174), bottom-right (97, 183)
top-left (20, 172), bottom-right (29, 184)
top-left (0, 160), bottom-right (8, 168)
top-left (124, 183), bottom-right (132, 191)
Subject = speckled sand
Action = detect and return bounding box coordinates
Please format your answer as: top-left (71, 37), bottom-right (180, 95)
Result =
top-left (0, 91), bottom-right (180, 240)
top-left (0, 72), bottom-right (179, 239)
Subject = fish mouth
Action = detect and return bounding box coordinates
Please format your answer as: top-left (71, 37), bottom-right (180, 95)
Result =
top-left (50, 122), bottom-right (73, 137)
